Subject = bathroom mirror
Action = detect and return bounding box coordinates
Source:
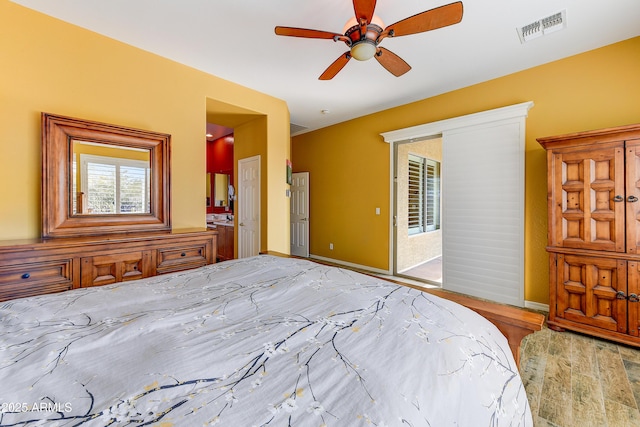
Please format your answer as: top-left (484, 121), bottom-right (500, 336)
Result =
top-left (214, 173), bottom-right (229, 207)
top-left (206, 173), bottom-right (212, 207)
top-left (42, 113), bottom-right (171, 238)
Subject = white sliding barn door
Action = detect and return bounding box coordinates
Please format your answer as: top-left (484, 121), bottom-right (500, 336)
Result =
top-left (441, 121), bottom-right (525, 306)
top-left (381, 102), bottom-right (533, 307)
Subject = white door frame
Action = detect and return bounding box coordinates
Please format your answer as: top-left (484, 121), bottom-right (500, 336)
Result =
top-left (237, 155), bottom-right (261, 258)
top-left (392, 137), bottom-right (442, 283)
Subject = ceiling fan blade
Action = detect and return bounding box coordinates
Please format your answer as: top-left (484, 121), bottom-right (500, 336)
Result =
top-left (319, 52), bottom-right (351, 80)
top-left (275, 26), bottom-right (342, 40)
top-left (353, 0), bottom-right (377, 24)
top-left (385, 1), bottom-right (463, 37)
top-left (375, 47), bottom-right (411, 77)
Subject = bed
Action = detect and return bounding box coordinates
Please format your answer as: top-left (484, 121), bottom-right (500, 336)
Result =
top-left (1, 255), bottom-right (534, 426)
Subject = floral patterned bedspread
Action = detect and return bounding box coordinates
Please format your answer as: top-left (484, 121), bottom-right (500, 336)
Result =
top-left (0, 255), bottom-right (532, 426)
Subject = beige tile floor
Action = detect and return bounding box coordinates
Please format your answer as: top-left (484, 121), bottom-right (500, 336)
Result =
top-left (520, 325), bottom-right (640, 426)
top-left (400, 256), bottom-right (442, 284)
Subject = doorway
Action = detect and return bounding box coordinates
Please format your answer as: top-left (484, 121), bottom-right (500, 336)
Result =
top-left (394, 136), bottom-right (443, 285)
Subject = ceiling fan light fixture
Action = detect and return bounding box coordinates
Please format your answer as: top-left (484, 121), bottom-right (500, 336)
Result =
top-left (351, 40), bottom-right (377, 61)
top-left (275, 1), bottom-right (464, 79)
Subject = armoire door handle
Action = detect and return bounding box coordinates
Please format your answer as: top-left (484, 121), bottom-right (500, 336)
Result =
top-left (613, 195), bottom-right (624, 202)
top-left (628, 195), bottom-right (639, 203)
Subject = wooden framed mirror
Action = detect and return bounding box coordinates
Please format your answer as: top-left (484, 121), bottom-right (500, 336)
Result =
top-left (42, 113), bottom-right (171, 238)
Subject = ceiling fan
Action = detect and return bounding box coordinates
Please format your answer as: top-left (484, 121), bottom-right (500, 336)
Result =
top-left (275, 0), bottom-right (463, 80)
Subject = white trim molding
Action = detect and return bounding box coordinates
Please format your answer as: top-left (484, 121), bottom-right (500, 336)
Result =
top-left (380, 101), bottom-right (535, 144)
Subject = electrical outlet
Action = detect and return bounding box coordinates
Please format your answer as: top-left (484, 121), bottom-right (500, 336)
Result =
top-left (329, 243), bottom-right (334, 250)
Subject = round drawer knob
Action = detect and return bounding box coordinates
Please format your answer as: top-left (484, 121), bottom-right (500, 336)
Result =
top-left (181, 253), bottom-right (186, 257)
top-left (21, 273), bottom-right (31, 279)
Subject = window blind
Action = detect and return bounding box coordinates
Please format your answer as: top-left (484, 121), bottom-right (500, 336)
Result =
top-left (408, 155), bottom-right (425, 234)
top-left (425, 160), bottom-right (440, 232)
top-left (87, 162), bottom-right (117, 214)
top-left (120, 165), bottom-right (147, 213)
top-left (408, 155), bottom-right (440, 235)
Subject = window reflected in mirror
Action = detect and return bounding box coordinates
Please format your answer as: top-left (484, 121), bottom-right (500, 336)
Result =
top-left (72, 141), bottom-right (151, 215)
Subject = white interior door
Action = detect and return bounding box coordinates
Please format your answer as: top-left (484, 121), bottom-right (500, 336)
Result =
top-left (290, 172), bottom-right (309, 257)
top-left (237, 155), bottom-right (260, 258)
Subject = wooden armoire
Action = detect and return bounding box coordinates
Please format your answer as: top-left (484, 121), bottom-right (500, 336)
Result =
top-left (538, 124), bottom-right (640, 346)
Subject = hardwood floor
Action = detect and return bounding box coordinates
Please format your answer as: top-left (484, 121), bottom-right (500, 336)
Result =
top-left (520, 324), bottom-right (640, 426)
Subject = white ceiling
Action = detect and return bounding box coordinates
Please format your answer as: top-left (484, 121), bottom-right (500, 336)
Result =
top-left (11, 0), bottom-right (640, 135)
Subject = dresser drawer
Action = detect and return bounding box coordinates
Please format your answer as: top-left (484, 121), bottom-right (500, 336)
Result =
top-left (0, 259), bottom-right (73, 301)
top-left (156, 243), bottom-right (208, 274)
top-left (81, 251), bottom-right (149, 287)
top-left (0, 229), bottom-right (216, 301)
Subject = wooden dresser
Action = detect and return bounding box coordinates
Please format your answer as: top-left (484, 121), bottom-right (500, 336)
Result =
top-left (0, 229), bottom-right (217, 302)
top-left (538, 124), bottom-right (640, 346)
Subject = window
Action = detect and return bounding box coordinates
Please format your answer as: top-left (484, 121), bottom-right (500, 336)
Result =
top-left (408, 154), bottom-right (440, 235)
top-left (80, 154), bottom-right (150, 214)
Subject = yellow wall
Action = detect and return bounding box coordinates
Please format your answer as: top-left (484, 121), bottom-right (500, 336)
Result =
top-left (0, 0), bottom-right (291, 253)
top-left (292, 36), bottom-right (640, 304)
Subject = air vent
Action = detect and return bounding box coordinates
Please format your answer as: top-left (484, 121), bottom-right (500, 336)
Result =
top-left (517, 10), bottom-right (566, 43)
top-left (290, 123), bottom-right (308, 135)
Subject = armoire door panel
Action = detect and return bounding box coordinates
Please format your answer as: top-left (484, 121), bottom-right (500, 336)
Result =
top-left (550, 143), bottom-right (625, 252)
top-left (628, 261), bottom-right (640, 337)
top-left (625, 140), bottom-right (640, 254)
top-left (556, 254), bottom-right (627, 333)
